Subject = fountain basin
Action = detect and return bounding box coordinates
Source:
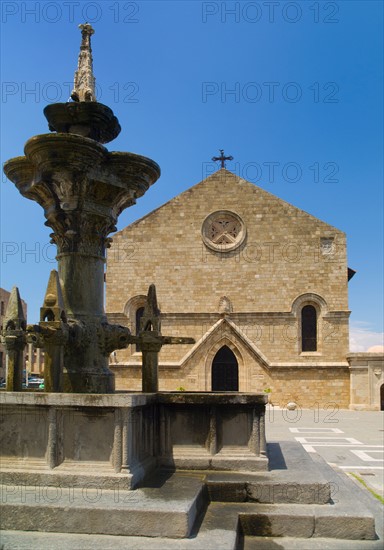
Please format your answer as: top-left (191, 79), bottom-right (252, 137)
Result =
top-left (106, 151), bottom-right (161, 198)
top-left (44, 102), bottom-right (121, 143)
top-left (24, 133), bottom-right (107, 174)
top-left (3, 156), bottom-right (35, 195)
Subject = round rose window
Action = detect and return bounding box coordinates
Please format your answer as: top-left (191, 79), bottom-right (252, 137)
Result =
top-left (202, 210), bottom-right (246, 252)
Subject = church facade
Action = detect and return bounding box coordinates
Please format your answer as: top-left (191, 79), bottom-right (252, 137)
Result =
top-left (106, 169), bottom-right (383, 409)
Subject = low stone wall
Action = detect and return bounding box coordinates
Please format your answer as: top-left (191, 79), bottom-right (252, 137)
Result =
top-left (0, 392), bottom-right (268, 488)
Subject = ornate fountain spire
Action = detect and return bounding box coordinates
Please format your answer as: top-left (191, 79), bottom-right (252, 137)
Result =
top-left (71, 23), bottom-right (96, 102)
top-left (44, 22), bottom-right (120, 143)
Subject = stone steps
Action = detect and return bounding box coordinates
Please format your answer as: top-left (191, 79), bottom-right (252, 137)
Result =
top-left (0, 443), bottom-right (379, 546)
top-left (205, 473), bottom-right (331, 504)
top-left (0, 500), bottom-right (379, 550)
top-left (1, 464), bottom-right (138, 491)
top-left (237, 501), bottom-right (375, 539)
top-left (0, 473), bottom-right (206, 539)
top-left (0, 474), bottom-right (376, 542)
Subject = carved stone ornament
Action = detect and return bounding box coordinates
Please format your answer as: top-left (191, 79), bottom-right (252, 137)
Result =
top-left (218, 296), bottom-right (233, 315)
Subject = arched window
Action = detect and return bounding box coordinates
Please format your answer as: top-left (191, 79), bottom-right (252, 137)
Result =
top-left (212, 345), bottom-right (239, 391)
top-left (301, 305), bottom-right (317, 352)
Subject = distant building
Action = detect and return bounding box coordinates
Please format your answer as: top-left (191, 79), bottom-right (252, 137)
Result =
top-left (106, 170), bottom-right (384, 410)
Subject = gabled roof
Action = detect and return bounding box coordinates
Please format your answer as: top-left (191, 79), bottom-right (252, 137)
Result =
top-left (116, 168), bottom-right (342, 236)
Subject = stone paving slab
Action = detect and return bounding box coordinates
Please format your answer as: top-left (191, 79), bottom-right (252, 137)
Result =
top-left (243, 536), bottom-right (384, 549)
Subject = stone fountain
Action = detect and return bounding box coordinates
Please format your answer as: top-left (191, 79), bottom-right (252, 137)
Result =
top-left (2, 23), bottom-right (183, 394)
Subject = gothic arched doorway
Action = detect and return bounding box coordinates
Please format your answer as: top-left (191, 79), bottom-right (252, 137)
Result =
top-left (380, 384), bottom-right (384, 411)
top-left (211, 345), bottom-right (239, 391)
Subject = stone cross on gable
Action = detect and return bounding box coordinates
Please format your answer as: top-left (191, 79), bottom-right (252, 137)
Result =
top-left (130, 284), bottom-right (195, 392)
top-left (212, 149), bottom-right (234, 169)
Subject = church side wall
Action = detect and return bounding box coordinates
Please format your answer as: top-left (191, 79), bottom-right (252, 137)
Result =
top-left (110, 363), bottom-right (350, 409)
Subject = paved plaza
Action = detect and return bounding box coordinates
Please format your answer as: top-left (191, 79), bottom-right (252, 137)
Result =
top-left (266, 406), bottom-right (384, 498)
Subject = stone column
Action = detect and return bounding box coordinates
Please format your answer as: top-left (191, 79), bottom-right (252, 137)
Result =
top-left (249, 407), bottom-right (261, 456)
top-left (113, 408), bottom-right (123, 473)
top-left (47, 407), bottom-right (58, 469)
top-left (121, 407), bottom-right (135, 472)
top-left (140, 333), bottom-right (162, 393)
top-left (159, 405), bottom-right (171, 459)
top-left (27, 343), bottom-right (33, 374)
top-left (4, 339), bottom-right (24, 391)
top-left (56, 236), bottom-right (114, 394)
top-left (260, 408), bottom-right (267, 456)
top-left (208, 406), bottom-right (218, 455)
top-left (44, 344), bottom-right (64, 392)
top-left (36, 348), bottom-right (43, 375)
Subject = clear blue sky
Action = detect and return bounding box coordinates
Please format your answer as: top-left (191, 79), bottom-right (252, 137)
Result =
top-left (1, 1), bottom-right (383, 350)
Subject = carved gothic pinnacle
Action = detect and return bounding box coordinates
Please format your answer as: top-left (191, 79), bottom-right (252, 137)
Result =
top-left (40, 270), bottom-right (67, 324)
top-left (140, 284), bottom-right (161, 333)
top-left (2, 286), bottom-right (26, 332)
top-left (71, 23), bottom-right (96, 102)
top-left (1, 287), bottom-right (27, 391)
